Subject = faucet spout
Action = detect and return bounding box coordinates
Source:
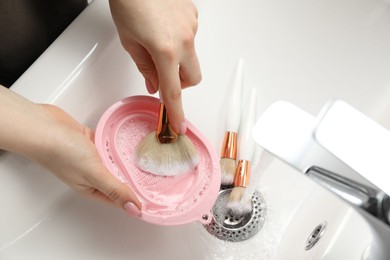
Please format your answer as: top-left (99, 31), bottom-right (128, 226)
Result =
top-left (306, 166), bottom-right (390, 226)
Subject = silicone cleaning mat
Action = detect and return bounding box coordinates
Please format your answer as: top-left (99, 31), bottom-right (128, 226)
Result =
top-left (95, 96), bottom-right (221, 225)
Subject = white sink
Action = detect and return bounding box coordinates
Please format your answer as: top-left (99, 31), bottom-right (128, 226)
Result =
top-left (2, 0), bottom-right (390, 259)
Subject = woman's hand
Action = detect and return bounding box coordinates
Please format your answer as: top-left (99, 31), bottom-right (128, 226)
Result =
top-left (0, 86), bottom-right (141, 216)
top-left (37, 104), bottom-right (142, 215)
top-left (109, 0), bottom-right (202, 135)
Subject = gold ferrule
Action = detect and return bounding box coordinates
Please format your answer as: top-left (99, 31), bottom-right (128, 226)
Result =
top-left (220, 131), bottom-right (237, 159)
top-left (156, 103), bottom-right (178, 143)
top-left (234, 160), bottom-right (251, 187)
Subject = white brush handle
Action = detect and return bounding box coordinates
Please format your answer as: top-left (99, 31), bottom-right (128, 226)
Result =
top-left (238, 87), bottom-right (257, 161)
top-left (225, 59), bottom-right (244, 132)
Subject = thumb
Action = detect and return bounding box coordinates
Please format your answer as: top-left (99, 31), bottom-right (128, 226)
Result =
top-left (90, 168), bottom-right (142, 216)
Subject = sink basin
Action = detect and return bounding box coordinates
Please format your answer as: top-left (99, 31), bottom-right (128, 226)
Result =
top-left (2, 0), bottom-right (390, 259)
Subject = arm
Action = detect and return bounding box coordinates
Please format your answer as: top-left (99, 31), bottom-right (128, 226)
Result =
top-left (109, 0), bottom-right (202, 135)
top-left (0, 85), bottom-right (141, 215)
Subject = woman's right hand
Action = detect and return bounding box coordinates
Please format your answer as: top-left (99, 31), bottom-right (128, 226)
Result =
top-left (109, 0), bottom-right (202, 135)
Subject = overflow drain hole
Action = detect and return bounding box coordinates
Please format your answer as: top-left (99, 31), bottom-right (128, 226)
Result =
top-left (305, 221), bottom-right (327, 250)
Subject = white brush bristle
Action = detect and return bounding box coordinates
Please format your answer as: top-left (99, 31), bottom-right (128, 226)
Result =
top-left (135, 131), bottom-right (200, 176)
top-left (227, 187), bottom-right (252, 216)
top-left (220, 158), bottom-right (236, 186)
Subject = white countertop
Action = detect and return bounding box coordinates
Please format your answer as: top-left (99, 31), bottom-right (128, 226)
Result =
top-left (2, 0), bottom-right (390, 259)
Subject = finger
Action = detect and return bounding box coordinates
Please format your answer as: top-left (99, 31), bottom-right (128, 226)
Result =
top-left (89, 167), bottom-right (142, 210)
top-left (126, 41), bottom-right (159, 94)
top-left (88, 188), bottom-right (118, 206)
top-left (179, 48), bottom-right (202, 88)
top-left (84, 188), bottom-right (141, 217)
top-left (156, 60), bottom-right (186, 135)
top-left (84, 127), bottom-right (95, 143)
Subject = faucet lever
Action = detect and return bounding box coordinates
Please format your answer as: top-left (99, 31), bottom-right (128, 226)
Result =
top-left (315, 100), bottom-right (390, 197)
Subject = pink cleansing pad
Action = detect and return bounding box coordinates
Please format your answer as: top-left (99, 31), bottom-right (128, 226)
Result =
top-left (95, 96), bottom-right (221, 225)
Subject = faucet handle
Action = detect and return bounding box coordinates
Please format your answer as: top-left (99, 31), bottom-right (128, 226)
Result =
top-left (315, 100), bottom-right (390, 197)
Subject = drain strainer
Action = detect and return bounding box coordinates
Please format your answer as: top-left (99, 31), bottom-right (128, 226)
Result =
top-left (204, 188), bottom-right (266, 242)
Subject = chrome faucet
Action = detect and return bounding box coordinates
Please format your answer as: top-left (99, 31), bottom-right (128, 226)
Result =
top-left (253, 99), bottom-right (390, 228)
top-left (306, 166), bottom-right (390, 226)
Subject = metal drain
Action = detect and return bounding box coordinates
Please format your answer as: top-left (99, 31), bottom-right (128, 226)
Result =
top-left (204, 188), bottom-right (266, 242)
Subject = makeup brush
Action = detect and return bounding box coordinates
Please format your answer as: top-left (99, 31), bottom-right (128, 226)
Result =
top-left (220, 59), bottom-right (244, 186)
top-left (239, 147), bottom-right (274, 212)
top-left (135, 102), bottom-right (199, 176)
top-left (227, 87), bottom-right (257, 216)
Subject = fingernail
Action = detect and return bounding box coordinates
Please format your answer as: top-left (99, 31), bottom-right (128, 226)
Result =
top-left (145, 79), bottom-right (155, 94)
top-left (123, 202), bottom-right (141, 217)
top-left (179, 121), bottom-right (187, 135)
